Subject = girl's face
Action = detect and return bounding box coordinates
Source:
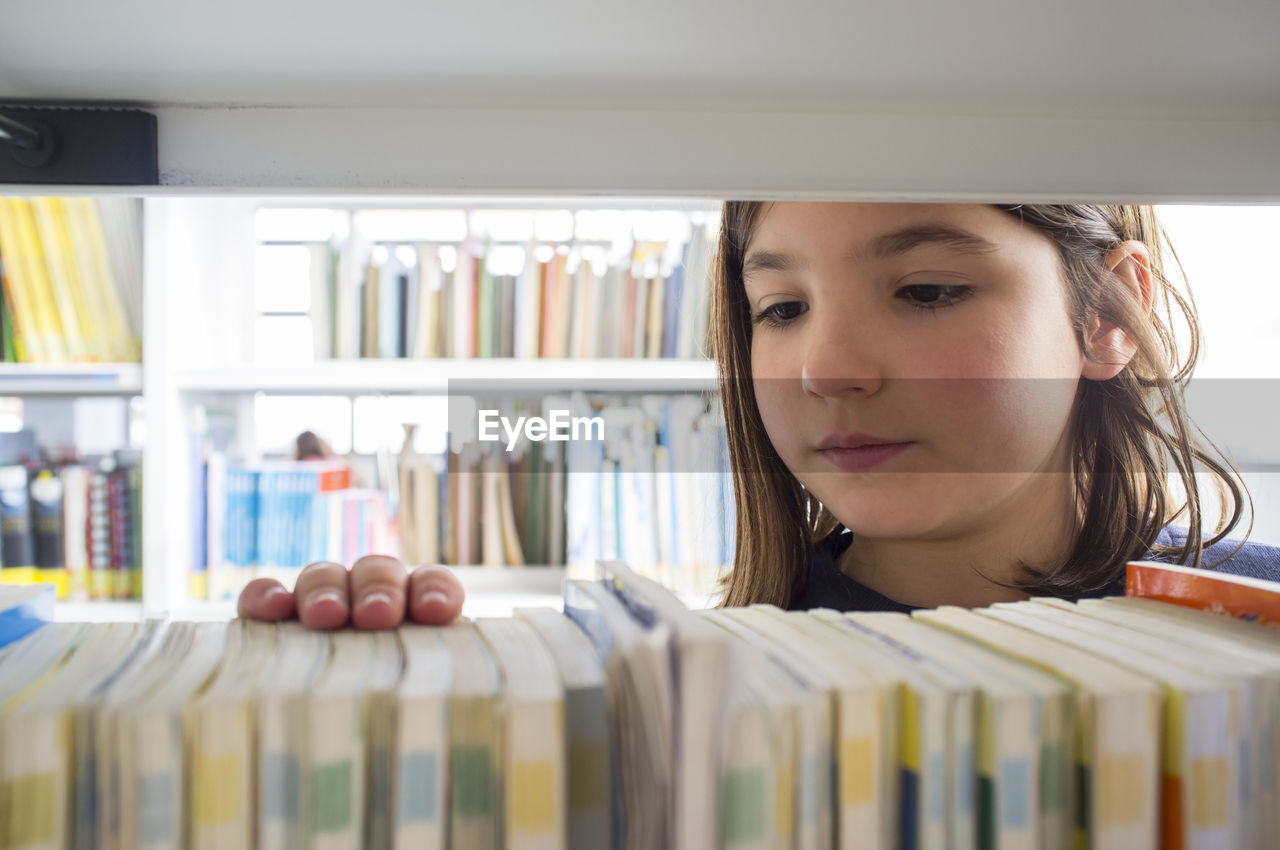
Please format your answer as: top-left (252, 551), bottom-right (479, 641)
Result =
top-left (746, 203), bottom-right (1089, 542)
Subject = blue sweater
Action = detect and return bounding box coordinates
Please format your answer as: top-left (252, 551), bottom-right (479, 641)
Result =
top-left (788, 525), bottom-right (1280, 613)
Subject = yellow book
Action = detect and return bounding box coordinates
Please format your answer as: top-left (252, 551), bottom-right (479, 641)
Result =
top-left (28, 197), bottom-right (90, 362)
top-left (475, 617), bottom-right (567, 850)
top-left (10, 199), bottom-right (69, 363)
top-left (75, 199), bottom-right (139, 361)
top-left (1006, 600), bottom-right (1242, 850)
top-left (1, 623), bottom-right (141, 849)
top-left (439, 621), bottom-right (503, 850)
top-left (480, 452), bottom-right (505, 566)
top-left (646, 272), bottom-right (665, 358)
top-left (0, 199), bottom-right (38, 362)
top-left (189, 621), bottom-right (277, 850)
top-left (496, 456), bottom-right (526, 566)
top-left (60, 198), bottom-right (117, 361)
top-left (916, 605), bottom-right (1162, 850)
top-left (702, 607), bottom-right (842, 850)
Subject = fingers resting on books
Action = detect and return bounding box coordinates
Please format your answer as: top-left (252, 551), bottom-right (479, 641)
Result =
top-left (235, 557), bottom-right (464, 629)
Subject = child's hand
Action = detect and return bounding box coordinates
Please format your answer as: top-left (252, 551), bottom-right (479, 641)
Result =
top-left (235, 557), bottom-right (465, 630)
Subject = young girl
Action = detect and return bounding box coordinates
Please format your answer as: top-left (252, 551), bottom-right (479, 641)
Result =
top-left (237, 201), bottom-right (1280, 629)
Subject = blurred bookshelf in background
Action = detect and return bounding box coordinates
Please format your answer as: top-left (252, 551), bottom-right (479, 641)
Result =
top-left (0, 196), bottom-right (145, 603)
top-left (192, 391), bottom-right (732, 602)
top-left (0, 430), bottom-right (142, 600)
top-left (251, 204), bottom-right (715, 366)
top-left (187, 202), bottom-right (733, 604)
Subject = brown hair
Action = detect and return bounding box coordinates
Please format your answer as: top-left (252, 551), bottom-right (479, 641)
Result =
top-left (711, 202), bottom-right (1250, 608)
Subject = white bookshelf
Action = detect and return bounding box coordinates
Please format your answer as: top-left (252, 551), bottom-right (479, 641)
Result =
top-left (0, 197), bottom-right (721, 619)
top-left (0, 363), bottom-right (143, 396)
top-left (174, 357), bottom-right (717, 395)
top-left (123, 196), bottom-right (725, 617)
top-left (51, 565), bottom-right (715, 620)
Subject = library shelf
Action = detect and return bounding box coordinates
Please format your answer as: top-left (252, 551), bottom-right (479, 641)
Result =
top-left (0, 363), bottom-right (143, 396)
top-left (173, 357), bottom-right (718, 395)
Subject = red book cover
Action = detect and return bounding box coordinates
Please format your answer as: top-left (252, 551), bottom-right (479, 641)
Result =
top-left (1126, 560), bottom-right (1280, 628)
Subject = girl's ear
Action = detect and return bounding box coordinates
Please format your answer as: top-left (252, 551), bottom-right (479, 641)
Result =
top-left (1081, 240), bottom-right (1154, 381)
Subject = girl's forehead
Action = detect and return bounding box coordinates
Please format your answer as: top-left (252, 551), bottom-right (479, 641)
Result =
top-left (754, 202), bottom-right (993, 236)
top-left (746, 202), bottom-right (1044, 257)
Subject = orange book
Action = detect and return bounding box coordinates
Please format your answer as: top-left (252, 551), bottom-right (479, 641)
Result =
top-left (537, 257), bottom-right (551, 358)
top-left (310, 461), bottom-right (351, 492)
top-left (1126, 560), bottom-right (1280, 628)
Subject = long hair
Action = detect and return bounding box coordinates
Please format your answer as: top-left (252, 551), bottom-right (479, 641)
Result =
top-left (712, 202), bottom-right (1249, 608)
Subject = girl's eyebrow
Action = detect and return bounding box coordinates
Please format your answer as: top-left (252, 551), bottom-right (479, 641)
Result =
top-left (743, 222), bottom-right (999, 280)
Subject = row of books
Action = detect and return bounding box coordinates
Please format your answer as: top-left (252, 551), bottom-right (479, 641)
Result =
top-left (404, 392), bottom-right (733, 597)
top-left (196, 392), bottom-right (732, 600)
top-left (0, 196), bottom-right (142, 364)
top-left (194, 460), bottom-right (397, 603)
top-left (2, 561), bottom-right (1277, 850)
top-left (0, 453), bottom-right (141, 601)
top-left (313, 220), bottom-right (713, 362)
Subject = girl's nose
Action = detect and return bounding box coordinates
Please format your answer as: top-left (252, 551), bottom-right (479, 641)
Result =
top-left (800, 313), bottom-right (885, 398)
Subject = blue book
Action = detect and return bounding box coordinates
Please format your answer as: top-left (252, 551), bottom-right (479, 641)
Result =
top-left (247, 470), bottom-right (261, 568)
top-left (224, 468), bottom-right (243, 571)
top-left (0, 584), bottom-right (53, 648)
top-left (291, 470), bottom-right (310, 568)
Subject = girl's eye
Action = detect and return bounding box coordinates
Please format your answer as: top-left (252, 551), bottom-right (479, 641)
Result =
top-left (751, 301), bottom-right (808, 328)
top-left (898, 283), bottom-right (972, 312)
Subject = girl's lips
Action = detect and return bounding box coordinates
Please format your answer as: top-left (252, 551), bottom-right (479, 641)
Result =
top-left (818, 442), bottom-right (911, 471)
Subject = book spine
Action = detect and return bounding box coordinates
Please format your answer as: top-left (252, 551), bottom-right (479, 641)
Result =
top-left (378, 261), bottom-right (400, 360)
top-left (79, 198), bottom-right (138, 360)
top-left (0, 465), bottom-right (35, 577)
top-left (11, 198), bottom-right (69, 362)
top-left (0, 269), bottom-right (20, 362)
top-left (87, 467), bottom-right (110, 598)
top-left (0, 198), bottom-right (37, 362)
top-left (205, 452), bottom-right (226, 600)
top-left (30, 469), bottom-right (64, 570)
top-left (662, 265), bottom-right (683, 359)
top-left (248, 470), bottom-right (261, 579)
top-left (106, 468), bottom-right (126, 597)
top-left (401, 265), bottom-right (415, 359)
top-left (128, 460), bottom-right (142, 598)
top-left (309, 242), bottom-right (334, 360)
top-left (61, 465), bottom-right (90, 600)
top-left (477, 253), bottom-right (493, 358)
top-left (650, 272), bottom-right (666, 358)
top-left (538, 258), bottom-right (553, 358)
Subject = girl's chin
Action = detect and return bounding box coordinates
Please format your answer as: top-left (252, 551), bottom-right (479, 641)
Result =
top-left (817, 493), bottom-right (948, 539)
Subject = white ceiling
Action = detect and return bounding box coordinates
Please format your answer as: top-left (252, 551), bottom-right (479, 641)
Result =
top-left (2, 0), bottom-right (1279, 119)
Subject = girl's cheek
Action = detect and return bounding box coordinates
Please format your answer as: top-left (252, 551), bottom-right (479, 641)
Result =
top-left (752, 373), bottom-right (811, 469)
top-left (749, 336), bottom-right (799, 381)
top-left (923, 376), bottom-right (1077, 473)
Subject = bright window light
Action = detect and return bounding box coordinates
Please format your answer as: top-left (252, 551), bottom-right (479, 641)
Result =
top-left (254, 245), bottom-right (312, 314)
top-left (254, 315), bottom-right (315, 367)
top-left (255, 208), bottom-right (343, 242)
top-left (254, 395), bottom-right (352, 456)
top-left (352, 395), bottom-right (450, 455)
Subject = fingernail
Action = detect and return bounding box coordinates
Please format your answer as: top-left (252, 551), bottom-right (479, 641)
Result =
top-left (417, 590), bottom-right (450, 608)
top-left (264, 586), bottom-right (291, 602)
top-left (357, 590), bottom-right (394, 611)
top-left (304, 589), bottom-right (346, 610)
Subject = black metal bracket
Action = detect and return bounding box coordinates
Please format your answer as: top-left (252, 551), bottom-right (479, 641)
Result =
top-left (0, 104), bottom-right (158, 186)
